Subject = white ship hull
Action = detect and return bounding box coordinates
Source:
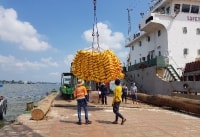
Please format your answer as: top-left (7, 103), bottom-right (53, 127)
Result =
top-left (125, 66), bottom-right (200, 97)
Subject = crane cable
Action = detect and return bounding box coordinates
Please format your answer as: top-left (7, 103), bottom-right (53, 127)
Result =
top-left (92, 0), bottom-right (100, 51)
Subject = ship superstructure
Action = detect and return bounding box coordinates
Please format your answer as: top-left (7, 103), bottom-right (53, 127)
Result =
top-left (125, 0), bottom-right (200, 97)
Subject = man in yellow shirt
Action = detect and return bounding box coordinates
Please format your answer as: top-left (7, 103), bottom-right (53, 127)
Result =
top-left (112, 79), bottom-right (126, 125)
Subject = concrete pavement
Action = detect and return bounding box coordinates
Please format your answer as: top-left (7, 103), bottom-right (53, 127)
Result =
top-left (0, 91), bottom-right (200, 137)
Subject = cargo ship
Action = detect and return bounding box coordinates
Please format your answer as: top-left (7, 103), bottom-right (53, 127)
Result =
top-left (124, 0), bottom-right (200, 99)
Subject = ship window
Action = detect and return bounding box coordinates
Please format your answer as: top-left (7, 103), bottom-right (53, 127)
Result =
top-left (183, 48), bottom-right (189, 55)
top-left (139, 41), bottom-right (142, 47)
top-left (198, 49), bottom-right (200, 55)
top-left (191, 5), bottom-right (199, 14)
top-left (132, 46), bottom-right (134, 50)
top-left (158, 51), bottom-right (161, 56)
top-left (195, 75), bottom-right (200, 81)
top-left (147, 54), bottom-right (150, 61)
top-left (182, 27), bottom-right (187, 34)
top-left (182, 4), bottom-right (190, 13)
top-left (174, 4), bottom-right (180, 13)
top-left (151, 50), bottom-right (155, 59)
top-left (145, 16), bottom-right (153, 24)
top-left (158, 30), bottom-right (161, 37)
top-left (188, 75), bottom-right (194, 81)
top-left (147, 36), bottom-right (150, 42)
top-left (166, 6), bottom-right (170, 14)
top-left (196, 28), bottom-right (200, 35)
top-left (142, 57), bottom-right (145, 61)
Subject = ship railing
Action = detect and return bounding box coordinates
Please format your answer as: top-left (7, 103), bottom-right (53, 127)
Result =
top-left (184, 61), bottom-right (200, 73)
top-left (126, 56), bottom-right (168, 71)
top-left (125, 31), bottom-right (146, 46)
top-left (149, 0), bottom-right (163, 12)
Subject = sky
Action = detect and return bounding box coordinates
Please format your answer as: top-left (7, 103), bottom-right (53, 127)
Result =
top-left (0, 0), bottom-right (151, 83)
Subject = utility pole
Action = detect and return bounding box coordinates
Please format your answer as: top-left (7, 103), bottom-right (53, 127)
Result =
top-left (127, 8), bottom-right (133, 36)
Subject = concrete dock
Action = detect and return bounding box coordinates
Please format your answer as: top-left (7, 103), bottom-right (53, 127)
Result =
top-left (0, 91), bottom-right (200, 137)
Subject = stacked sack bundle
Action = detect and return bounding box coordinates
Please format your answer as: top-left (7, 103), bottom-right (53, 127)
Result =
top-left (72, 49), bottom-right (124, 83)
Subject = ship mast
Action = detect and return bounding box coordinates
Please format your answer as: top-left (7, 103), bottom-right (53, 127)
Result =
top-left (127, 8), bottom-right (133, 36)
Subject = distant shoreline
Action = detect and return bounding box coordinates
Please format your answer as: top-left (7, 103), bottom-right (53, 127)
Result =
top-left (0, 81), bottom-right (59, 84)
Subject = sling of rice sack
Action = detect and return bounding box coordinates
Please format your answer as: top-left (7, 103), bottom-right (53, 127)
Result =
top-left (72, 49), bottom-right (124, 82)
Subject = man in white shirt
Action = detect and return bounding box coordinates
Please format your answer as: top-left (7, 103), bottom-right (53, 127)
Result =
top-left (130, 83), bottom-right (137, 104)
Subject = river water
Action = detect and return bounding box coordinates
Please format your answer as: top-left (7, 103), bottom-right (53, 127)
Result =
top-left (0, 83), bottom-right (60, 128)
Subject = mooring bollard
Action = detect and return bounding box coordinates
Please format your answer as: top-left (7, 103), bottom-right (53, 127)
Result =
top-left (0, 96), bottom-right (7, 120)
top-left (26, 102), bottom-right (34, 111)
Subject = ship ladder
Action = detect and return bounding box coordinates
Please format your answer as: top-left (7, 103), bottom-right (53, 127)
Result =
top-left (166, 65), bottom-right (181, 81)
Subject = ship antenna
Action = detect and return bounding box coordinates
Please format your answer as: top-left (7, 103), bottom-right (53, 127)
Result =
top-left (127, 8), bottom-right (133, 36)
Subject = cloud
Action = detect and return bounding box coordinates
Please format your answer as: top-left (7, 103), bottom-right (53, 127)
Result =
top-left (117, 51), bottom-right (129, 64)
top-left (49, 72), bottom-right (60, 77)
top-left (119, 51), bottom-right (129, 58)
top-left (83, 22), bottom-right (125, 50)
top-left (64, 54), bottom-right (74, 66)
top-left (0, 55), bottom-right (58, 71)
top-left (0, 6), bottom-right (51, 51)
top-left (41, 57), bottom-right (58, 67)
top-left (83, 22), bottom-right (129, 63)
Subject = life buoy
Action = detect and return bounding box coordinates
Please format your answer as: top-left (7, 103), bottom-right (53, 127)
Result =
top-left (183, 83), bottom-right (189, 89)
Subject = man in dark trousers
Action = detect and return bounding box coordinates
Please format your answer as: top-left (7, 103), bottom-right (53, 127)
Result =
top-left (73, 79), bottom-right (92, 125)
top-left (99, 83), bottom-right (108, 105)
top-left (112, 79), bottom-right (126, 125)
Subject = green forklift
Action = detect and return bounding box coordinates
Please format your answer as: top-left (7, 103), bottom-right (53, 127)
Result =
top-left (60, 72), bottom-right (77, 100)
